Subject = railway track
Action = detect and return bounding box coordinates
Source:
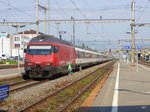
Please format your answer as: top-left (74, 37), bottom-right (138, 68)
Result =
top-left (60, 62), bottom-right (113, 112)
top-left (9, 80), bottom-right (49, 93)
top-left (0, 79), bottom-right (49, 109)
top-left (20, 61), bottom-right (115, 112)
top-left (139, 60), bottom-right (150, 66)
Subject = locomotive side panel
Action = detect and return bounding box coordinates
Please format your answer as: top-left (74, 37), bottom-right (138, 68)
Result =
top-left (24, 34), bottom-right (113, 79)
top-left (24, 43), bottom-right (76, 78)
top-left (55, 44), bottom-right (76, 73)
top-left (24, 35), bottom-right (76, 78)
top-left (75, 47), bottom-right (112, 69)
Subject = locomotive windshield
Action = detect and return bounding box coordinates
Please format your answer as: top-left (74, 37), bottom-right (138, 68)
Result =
top-left (28, 45), bottom-right (52, 55)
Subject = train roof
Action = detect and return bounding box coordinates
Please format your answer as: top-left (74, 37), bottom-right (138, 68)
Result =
top-left (75, 47), bottom-right (111, 57)
top-left (75, 47), bottom-right (101, 55)
top-left (29, 34), bottom-right (73, 46)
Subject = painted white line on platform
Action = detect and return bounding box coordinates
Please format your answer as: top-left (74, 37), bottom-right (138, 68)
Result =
top-left (144, 92), bottom-right (150, 94)
top-left (0, 73), bottom-right (20, 78)
top-left (111, 62), bottom-right (120, 112)
top-left (139, 64), bottom-right (150, 71)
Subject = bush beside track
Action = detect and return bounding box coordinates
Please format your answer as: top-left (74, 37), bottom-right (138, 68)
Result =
top-left (0, 59), bottom-right (19, 64)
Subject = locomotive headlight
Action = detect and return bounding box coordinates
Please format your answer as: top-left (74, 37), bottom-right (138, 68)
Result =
top-left (46, 63), bottom-right (51, 65)
top-left (27, 63), bottom-right (32, 65)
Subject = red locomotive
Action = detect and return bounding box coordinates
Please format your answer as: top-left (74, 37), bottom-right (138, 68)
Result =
top-left (24, 35), bottom-right (111, 78)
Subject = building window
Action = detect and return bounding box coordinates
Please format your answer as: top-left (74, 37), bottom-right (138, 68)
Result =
top-left (15, 37), bottom-right (20, 41)
top-left (15, 44), bottom-right (20, 48)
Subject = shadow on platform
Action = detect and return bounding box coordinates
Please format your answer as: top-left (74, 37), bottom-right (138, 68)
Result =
top-left (117, 89), bottom-right (150, 95)
top-left (78, 105), bottom-right (150, 112)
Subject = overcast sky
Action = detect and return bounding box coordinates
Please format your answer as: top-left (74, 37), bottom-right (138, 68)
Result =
top-left (0, 0), bottom-right (149, 50)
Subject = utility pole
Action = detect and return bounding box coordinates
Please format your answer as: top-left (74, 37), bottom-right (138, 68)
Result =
top-left (71, 16), bottom-right (75, 45)
top-left (36, 0), bottom-right (39, 35)
top-left (2, 38), bottom-right (3, 53)
top-left (131, 0), bottom-right (135, 66)
top-left (48, 0), bottom-right (50, 35)
top-left (56, 23), bottom-right (60, 37)
top-left (100, 16), bottom-right (103, 38)
top-left (16, 25), bottom-right (20, 69)
top-left (38, 4), bottom-right (48, 34)
top-left (23, 30), bottom-right (25, 60)
top-left (44, 9), bottom-right (47, 34)
top-left (12, 25), bottom-right (26, 69)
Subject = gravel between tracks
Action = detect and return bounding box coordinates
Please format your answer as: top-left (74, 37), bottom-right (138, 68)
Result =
top-left (0, 64), bottom-right (105, 112)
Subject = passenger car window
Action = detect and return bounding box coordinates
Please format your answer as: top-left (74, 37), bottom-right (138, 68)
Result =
top-left (54, 46), bottom-right (59, 53)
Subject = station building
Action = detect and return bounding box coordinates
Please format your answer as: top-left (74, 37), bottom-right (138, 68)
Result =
top-left (12, 29), bottom-right (42, 58)
top-left (0, 29), bottom-right (43, 59)
top-left (0, 32), bottom-right (12, 58)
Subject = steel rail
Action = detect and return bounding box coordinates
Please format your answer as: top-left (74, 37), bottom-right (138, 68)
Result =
top-left (9, 80), bottom-right (49, 93)
top-left (9, 80), bottom-right (32, 87)
top-left (60, 62), bottom-right (114, 112)
top-left (139, 61), bottom-right (150, 66)
top-left (20, 61), bottom-right (115, 112)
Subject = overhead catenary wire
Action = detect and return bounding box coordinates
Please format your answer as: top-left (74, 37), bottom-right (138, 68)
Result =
top-left (0, 1), bottom-right (35, 19)
top-left (70, 0), bottom-right (100, 36)
top-left (0, 1), bottom-right (31, 22)
top-left (54, 0), bottom-right (70, 18)
top-left (32, 0), bottom-right (65, 17)
top-left (70, 0), bottom-right (106, 45)
top-left (32, 0), bottom-right (45, 6)
top-left (70, 0), bottom-right (108, 49)
top-left (84, 0), bottom-right (96, 14)
top-left (53, 0), bottom-right (74, 39)
top-left (136, 0), bottom-right (150, 21)
top-left (0, 4), bottom-right (10, 20)
top-left (70, 0), bottom-right (86, 18)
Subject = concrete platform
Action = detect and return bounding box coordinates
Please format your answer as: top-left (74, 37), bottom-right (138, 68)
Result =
top-left (79, 61), bottom-right (150, 112)
top-left (0, 67), bottom-right (24, 80)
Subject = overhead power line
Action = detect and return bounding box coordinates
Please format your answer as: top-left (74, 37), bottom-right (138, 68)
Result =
top-left (70, 0), bottom-right (86, 18)
top-left (84, 0), bottom-right (96, 13)
top-left (69, 0), bottom-right (109, 49)
top-left (54, 0), bottom-right (70, 18)
top-left (0, 1), bottom-right (35, 19)
top-left (137, 0), bottom-right (150, 21)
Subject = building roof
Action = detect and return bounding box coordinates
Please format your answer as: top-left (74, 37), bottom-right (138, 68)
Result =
top-left (18, 29), bottom-right (43, 34)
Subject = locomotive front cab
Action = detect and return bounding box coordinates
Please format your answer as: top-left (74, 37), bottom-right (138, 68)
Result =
top-left (24, 44), bottom-right (58, 78)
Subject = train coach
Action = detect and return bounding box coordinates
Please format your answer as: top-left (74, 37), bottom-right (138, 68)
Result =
top-left (24, 35), bottom-right (112, 79)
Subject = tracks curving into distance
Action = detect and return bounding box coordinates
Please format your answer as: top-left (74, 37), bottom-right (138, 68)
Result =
top-left (20, 60), bottom-right (116, 112)
top-left (139, 60), bottom-right (150, 66)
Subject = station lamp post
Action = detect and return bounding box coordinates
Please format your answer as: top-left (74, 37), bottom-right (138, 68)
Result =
top-left (36, 0), bottom-right (49, 35)
top-left (36, 0), bottom-right (39, 35)
top-left (131, 0), bottom-right (136, 67)
top-left (12, 25), bottom-right (26, 69)
top-left (71, 16), bottom-right (75, 45)
top-left (38, 4), bottom-right (48, 34)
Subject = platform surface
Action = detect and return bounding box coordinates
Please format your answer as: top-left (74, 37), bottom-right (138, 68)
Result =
top-left (0, 67), bottom-right (24, 78)
top-left (80, 61), bottom-right (150, 112)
